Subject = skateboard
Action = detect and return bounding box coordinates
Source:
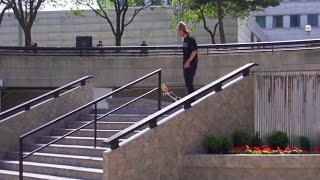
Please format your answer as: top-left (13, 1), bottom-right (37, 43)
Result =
top-left (161, 84), bottom-right (181, 102)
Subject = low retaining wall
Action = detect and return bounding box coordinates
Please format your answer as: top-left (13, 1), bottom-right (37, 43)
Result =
top-left (0, 83), bottom-right (93, 158)
top-left (183, 154), bottom-right (320, 180)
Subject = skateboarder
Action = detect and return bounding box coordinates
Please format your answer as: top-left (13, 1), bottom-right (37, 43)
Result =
top-left (176, 21), bottom-right (198, 108)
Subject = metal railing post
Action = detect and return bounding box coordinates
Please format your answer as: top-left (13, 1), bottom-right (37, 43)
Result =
top-left (94, 103), bottom-right (98, 148)
top-left (19, 138), bottom-right (23, 180)
top-left (158, 70), bottom-right (162, 111)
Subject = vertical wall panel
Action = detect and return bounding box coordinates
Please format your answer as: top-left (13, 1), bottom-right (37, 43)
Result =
top-left (255, 71), bottom-right (320, 147)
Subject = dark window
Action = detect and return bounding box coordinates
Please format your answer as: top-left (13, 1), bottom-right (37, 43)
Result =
top-left (290, 15), bottom-right (300, 27)
top-left (152, 0), bottom-right (162, 5)
top-left (308, 14), bottom-right (319, 27)
top-left (256, 16), bottom-right (266, 28)
top-left (273, 16), bottom-right (283, 28)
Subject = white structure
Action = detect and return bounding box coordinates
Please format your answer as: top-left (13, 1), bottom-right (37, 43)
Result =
top-left (252, 0), bottom-right (320, 41)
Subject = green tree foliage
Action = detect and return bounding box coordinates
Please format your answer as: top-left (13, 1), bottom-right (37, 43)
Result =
top-left (171, 0), bottom-right (282, 44)
top-left (68, 0), bottom-right (162, 46)
top-left (1, 0), bottom-right (48, 46)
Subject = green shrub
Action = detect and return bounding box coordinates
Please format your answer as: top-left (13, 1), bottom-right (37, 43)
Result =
top-left (250, 133), bottom-right (262, 147)
top-left (205, 135), bottom-right (231, 154)
top-left (267, 131), bottom-right (289, 150)
top-left (233, 130), bottom-right (252, 147)
top-left (300, 136), bottom-right (311, 151)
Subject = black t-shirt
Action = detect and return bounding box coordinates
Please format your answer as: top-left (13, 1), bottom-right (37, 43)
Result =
top-left (183, 35), bottom-right (198, 66)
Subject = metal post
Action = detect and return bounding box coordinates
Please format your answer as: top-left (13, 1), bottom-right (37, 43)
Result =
top-left (177, 0), bottom-right (182, 45)
top-left (158, 71), bottom-right (162, 111)
top-left (19, 138), bottom-right (23, 180)
top-left (80, 79), bottom-right (86, 86)
top-left (94, 103), bottom-right (97, 148)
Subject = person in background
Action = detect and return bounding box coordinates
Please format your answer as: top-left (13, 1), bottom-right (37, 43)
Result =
top-left (140, 40), bottom-right (148, 55)
top-left (31, 42), bottom-right (38, 52)
top-left (97, 40), bottom-right (103, 47)
top-left (97, 40), bottom-right (104, 54)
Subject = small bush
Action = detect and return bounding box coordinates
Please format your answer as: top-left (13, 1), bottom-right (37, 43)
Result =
top-left (267, 131), bottom-right (289, 150)
top-left (233, 130), bottom-right (252, 147)
top-left (300, 136), bottom-right (311, 151)
top-left (205, 135), bottom-right (231, 154)
top-left (251, 133), bottom-right (262, 147)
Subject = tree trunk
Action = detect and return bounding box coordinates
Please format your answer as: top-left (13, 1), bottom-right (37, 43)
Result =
top-left (115, 34), bottom-right (122, 47)
top-left (201, 10), bottom-right (216, 44)
top-left (212, 22), bottom-right (219, 44)
top-left (217, 0), bottom-right (226, 44)
top-left (115, 10), bottom-right (122, 47)
top-left (23, 27), bottom-right (32, 46)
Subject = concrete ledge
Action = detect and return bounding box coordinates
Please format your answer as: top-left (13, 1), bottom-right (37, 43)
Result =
top-left (183, 154), bottom-right (320, 180)
top-left (183, 154), bottom-right (320, 168)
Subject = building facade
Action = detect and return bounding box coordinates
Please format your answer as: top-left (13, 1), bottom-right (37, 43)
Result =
top-left (252, 0), bottom-right (320, 41)
top-left (0, 7), bottom-right (266, 47)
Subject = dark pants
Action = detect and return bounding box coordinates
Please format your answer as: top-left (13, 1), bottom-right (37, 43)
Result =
top-left (183, 66), bottom-right (197, 103)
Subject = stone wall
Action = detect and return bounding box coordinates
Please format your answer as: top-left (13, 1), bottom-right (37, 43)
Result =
top-left (183, 154), bottom-right (320, 180)
top-left (0, 83), bottom-right (93, 158)
top-left (103, 76), bottom-right (254, 180)
top-left (1, 48), bottom-right (320, 88)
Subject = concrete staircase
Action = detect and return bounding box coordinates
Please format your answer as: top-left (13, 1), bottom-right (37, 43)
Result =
top-left (0, 98), bottom-right (169, 179)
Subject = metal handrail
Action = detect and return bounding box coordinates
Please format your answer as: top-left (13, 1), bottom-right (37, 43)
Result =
top-left (0, 75), bottom-right (93, 121)
top-left (18, 69), bottom-right (162, 180)
top-left (0, 39), bottom-right (320, 56)
top-left (104, 63), bottom-right (258, 149)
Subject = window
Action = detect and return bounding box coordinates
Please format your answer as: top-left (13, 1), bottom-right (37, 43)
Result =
top-left (273, 16), bottom-right (283, 28)
top-left (256, 16), bottom-right (266, 28)
top-left (308, 14), bottom-right (319, 27)
top-left (152, 0), bottom-right (162, 5)
top-left (290, 15), bottom-right (300, 27)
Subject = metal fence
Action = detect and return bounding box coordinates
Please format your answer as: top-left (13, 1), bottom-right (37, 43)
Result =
top-left (0, 39), bottom-right (320, 56)
top-left (254, 71), bottom-right (320, 147)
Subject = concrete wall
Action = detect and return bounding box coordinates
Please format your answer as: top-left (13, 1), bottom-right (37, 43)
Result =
top-left (1, 48), bottom-right (320, 88)
top-left (103, 76), bottom-right (254, 180)
top-left (0, 83), bottom-right (93, 158)
top-left (251, 0), bottom-right (320, 41)
top-left (0, 8), bottom-right (238, 46)
top-left (183, 154), bottom-right (320, 180)
top-left (1, 90), bottom-right (50, 112)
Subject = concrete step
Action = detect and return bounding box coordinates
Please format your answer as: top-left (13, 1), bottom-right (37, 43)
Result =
top-left (66, 121), bottom-right (136, 130)
top-left (94, 108), bottom-right (158, 115)
top-left (0, 160), bottom-right (103, 179)
top-left (7, 152), bottom-right (103, 169)
top-left (0, 169), bottom-right (82, 180)
top-left (37, 136), bottom-right (125, 146)
top-left (106, 97), bottom-right (171, 109)
top-left (78, 114), bottom-right (148, 122)
top-left (52, 128), bottom-right (141, 138)
top-left (24, 144), bottom-right (108, 157)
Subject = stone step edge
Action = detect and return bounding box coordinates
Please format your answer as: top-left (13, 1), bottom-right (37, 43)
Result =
top-left (0, 169), bottom-right (82, 180)
top-left (0, 160), bottom-right (103, 173)
top-left (7, 152), bottom-right (103, 161)
top-left (26, 143), bottom-right (109, 151)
